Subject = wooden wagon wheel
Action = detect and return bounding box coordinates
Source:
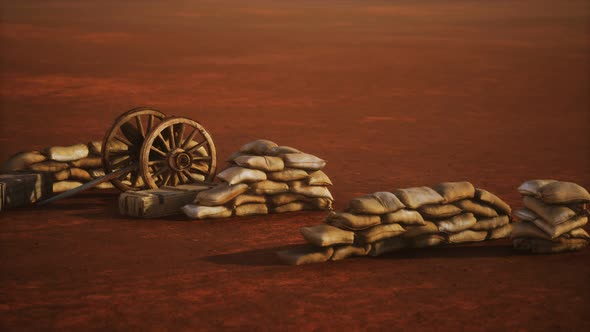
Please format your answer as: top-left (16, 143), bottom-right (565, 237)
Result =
top-left (102, 107), bottom-right (166, 191)
top-left (139, 117), bottom-right (217, 188)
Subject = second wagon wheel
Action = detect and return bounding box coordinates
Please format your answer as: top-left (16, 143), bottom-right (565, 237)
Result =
top-left (102, 107), bottom-right (167, 191)
top-left (139, 117), bottom-right (217, 188)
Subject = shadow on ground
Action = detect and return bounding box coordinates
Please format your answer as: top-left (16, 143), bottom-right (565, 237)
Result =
top-left (203, 241), bottom-right (541, 267)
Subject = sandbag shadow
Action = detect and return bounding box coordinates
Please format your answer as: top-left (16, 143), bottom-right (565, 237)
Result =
top-left (204, 241), bottom-right (532, 267)
top-left (204, 244), bottom-right (302, 266)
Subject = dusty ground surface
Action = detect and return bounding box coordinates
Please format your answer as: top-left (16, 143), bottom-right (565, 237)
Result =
top-left (1, 0), bottom-right (589, 330)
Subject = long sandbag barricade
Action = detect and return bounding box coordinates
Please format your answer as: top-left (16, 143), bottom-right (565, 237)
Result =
top-left (278, 181), bottom-right (513, 265)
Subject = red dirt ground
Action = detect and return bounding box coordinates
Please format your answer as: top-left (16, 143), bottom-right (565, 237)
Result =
top-left (1, 0), bottom-right (589, 330)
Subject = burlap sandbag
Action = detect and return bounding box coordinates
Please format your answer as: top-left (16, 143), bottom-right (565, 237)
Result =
top-left (70, 157), bottom-right (102, 169)
top-left (234, 155), bottom-right (285, 172)
top-left (232, 194), bottom-right (267, 207)
top-left (474, 188), bottom-right (511, 215)
top-left (53, 181), bottom-right (83, 193)
top-left (216, 166), bottom-right (267, 185)
top-left (488, 223), bottom-right (513, 240)
top-left (331, 244), bottom-right (371, 261)
top-left (68, 168), bottom-right (93, 182)
top-left (96, 182), bottom-right (114, 189)
top-left (412, 234), bottom-right (446, 248)
top-left (514, 237), bottom-right (588, 254)
top-left (514, 208), bottom-right (538, 222)
top-left (356, 223), bottom-right (405, 244)
top-left (393, 187), bottom-right (444, 209)
top-left (226, 151), bottom-right (246, 163)
top-left (88, 141), bottom-right (102, 155)
top-left (310, 197), bottom-right (333, 210)
top-left (89, 169), bottom-right (105, 179)
top-left (277, 245), bottom-right (334, 265)
top-left (307, 170), bottom-right (333, 186)
top-left (300, 224), bottom-right (355, 247)
top-left (447, 230), bottom-right (487, 244)
top-left (53, 169), bottom-right (71, 181)
top-left (182, 205), bottom-right (233, 219)
top-left (418, 204), bottom-right (462, 219)
top-left (267, 168), bottom-right (309, 182)
top-left (272, 201), bottom-right (312, 213)
top-left (326, 211), bottom-right (381, 230)
top-left (401, 221), bottom-right (439, 238)
top-left (268, 145), bottom-right (302, 156)
top-left (435, 212), bottom-right (477, 233)
top-left (470, 215), bottom-right (510, 231)
top-left (249, 180), bottom-right (290, 195)
top-left (196, 183), bottom-right (249, 206)
top-left (532, 215), bottom-right (588, 239)
top-left (517, 179), bottom-right (557, 197)
top-left (234, 203), bottom-right (268, 216)
top-left (510, 221), bottom-right (552, 240)
top-left (1, 151), bottom-right (47, 171)
top-left (369, 237), bottom-right (407, 256)
top-left (538, 181), bottom-right (590, 204)
top-left (289, 181), bottom-right (334, 199)
top-left (433, 181), bottom-right (475, 203)
top-left (29, 161), bottom-right (70, 172)
top-left (381, 209), bottom-right (426, 226)
top-left (239, 139), bottom-right (278, 155)
top-left (282, 153), bottom-right (326, 171)
top-left (267, 193), bottom-right (308, 206)
top-left (453, 199), bottom-right (499, 218)
top-left (563, 228), bottom-right (590, 240)
top-left (523, 196), bottom-right (576, 225)
top-left (43, 144), bottom-right (89, 162)
top-left (347, 191), bottom-right (405, 215)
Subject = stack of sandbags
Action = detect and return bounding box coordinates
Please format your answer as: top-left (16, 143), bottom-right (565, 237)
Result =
top-left (182, 139), bottom-right (333, 219)
top-left (512, 180), bottom-right (589, 253)
top-left (1, 141), bottom-right (113, 193)
top-left (277, 181), bottom-right (513, 265)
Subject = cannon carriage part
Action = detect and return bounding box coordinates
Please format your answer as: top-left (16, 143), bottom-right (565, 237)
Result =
top-left (37, 107), bottom-right (216, 205)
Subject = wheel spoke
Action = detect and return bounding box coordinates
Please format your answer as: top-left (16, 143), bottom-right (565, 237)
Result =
top-left (169, 125), bottom-right (176, 149)
top-left (162, 172), bottom-right (172, 186)
top-left (157, 133), bottom-right (171, 151)
top-left (135, 115), bottom-right (145, 138)
top-left (190, 155), bottom-right (212, 161)
top-left (148, 160), bottom-right (167, 166)
top-left (152, 165), bottom-right (170, 178)
top-left (120, 122), bottom-right (143, 146)
top-left (190, 164), bottom-right (208, 175)
top-left (114, 135), bottom-right (132, 147)
top-left (111, 157), bottom-right (131, 169)
top-left (177, 124), bottom-right (185, 149)
top-left (172, 172), bottom-right (179, 186)
top-left (150, 146), bottom-right (168, 158)
top-left (131, 172), bottom-right (139, 186)
top-left (147, 114), bottom-right (154, 132)
top-left (182, 128), bottom-right (198, 149)
top-left (186, 140), bottom-right (208, 153)
top-left (109, 150), bottom-right (130, 158)
top-left (182, 170), bottom-right (194, 182)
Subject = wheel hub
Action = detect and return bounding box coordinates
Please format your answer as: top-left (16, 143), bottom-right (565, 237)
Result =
top-left (169, 150), bottom-right (192, 171)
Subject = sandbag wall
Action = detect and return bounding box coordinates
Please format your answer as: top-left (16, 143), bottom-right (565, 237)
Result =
top-left (183, 139), bottom-right (334, 219)
top-left (278, 181), bottom-right (513, 265)
top-left (512, 180), bottom-right (589, 253)
top-left (1, 142), bottom-right (113, 193)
